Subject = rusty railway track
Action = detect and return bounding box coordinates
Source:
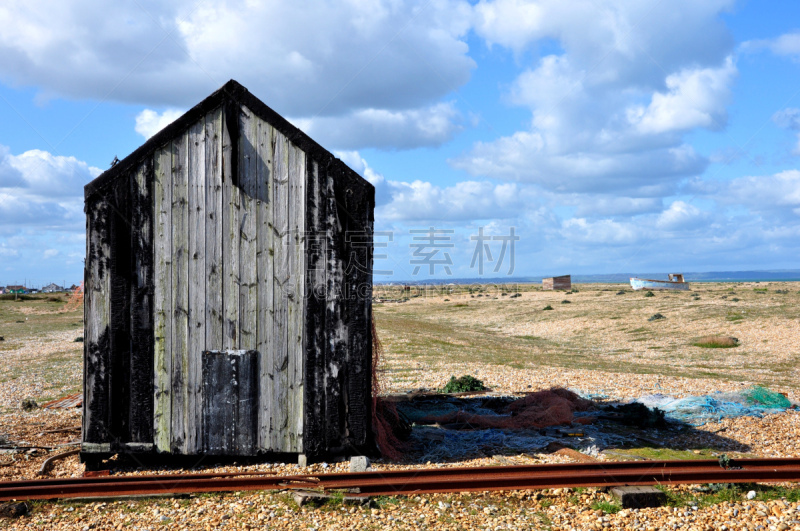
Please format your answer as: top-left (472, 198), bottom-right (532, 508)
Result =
top-left (3, 458), bottom-right (800, 501)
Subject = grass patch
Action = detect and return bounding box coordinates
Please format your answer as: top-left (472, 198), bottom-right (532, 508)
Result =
top-left (609, 447), bottom-right (714, 461)
top-left (561, 300), bottom-right (571, 304)
top-left (441, 375), bottom-right (486, 393)
top-left (657, 483), bottom-right (800, 508)
top-left (644, 291), bottom-right (655, 297)
top-left (692, 336), bottom-right (739, 348)
top-left (726, 311), bottom-right (744, 322)
top-left (542, 305), bottom-right (553, 311)
top-left (648, 313), bottom-right (665, 321)
top-left (590, 500), bottom-right (621, 514)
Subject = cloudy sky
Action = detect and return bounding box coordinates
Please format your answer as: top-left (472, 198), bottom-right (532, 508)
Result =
top-left (1, 0), bottom-right (799, 285)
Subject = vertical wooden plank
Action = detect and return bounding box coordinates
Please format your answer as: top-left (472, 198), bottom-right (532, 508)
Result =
top-left (222, 108), bottom-right (240, 350)
top-left (256, 119), bottom-right (275, 451)
top-left (239, 106), bottom-right (258, 352)
top-left (108, 178), bottom-right (132, 446)
top-left (187, 119), bottom-right (207, 454)
top-left (340, 168), bottom-right (374, 449)
top-left (202, 350), bottom-right (258, 455)
top-left (324, 165), bottom-right (345, 450)
top-left (130, 160), bottom-right (154, 444)
top-left (171, 133), bottom-right (190, 453)
top-left (303, 160), bottom-right (325, 457)
top-left (287, 145), bottom-right (306, 452)
top-left (234, 350), bottom-right (259, 455)
top-left (272, 130), bottom-right (290, 451)
top-left (205, 109), bottom-right (224, 352)
top-left (201, 350), bottom-right (232, 454)
top-left (153, 146), bottom-right (172, 453)
top-left (83, 195), bottom-right (111, 445)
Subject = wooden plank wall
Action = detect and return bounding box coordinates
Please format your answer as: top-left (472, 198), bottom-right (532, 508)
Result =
top-left (84, 161), bottom-right (155, 450)
top-left (152, 104), bottom-right (304, 455)
top-left (83, 194), bottom-right (112, 444)
top-left (303, 159), bottom-right (374, 457)
top-left (87, 96), bottom-right (374, 458)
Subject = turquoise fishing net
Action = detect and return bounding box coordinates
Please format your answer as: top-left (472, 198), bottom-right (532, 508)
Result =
top-left (636, 386), bottom-right (792, 425)
top-left (742, 386), bottom-right (791, 408)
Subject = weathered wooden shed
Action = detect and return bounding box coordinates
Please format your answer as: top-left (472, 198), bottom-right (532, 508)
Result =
top-left (542, 275), bottom-right (571, 291)
top-left (82, 80), bottom-right (375, 463)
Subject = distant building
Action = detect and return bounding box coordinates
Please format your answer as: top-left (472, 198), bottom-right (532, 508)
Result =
top-left (42, 283), bottom-right (65, 293)
top-left (6, 285), bottom-right (27, 294)
top-left (542, 275), bottom-right (571, 291)
top-left (0, 286), bottom-right (5, 294)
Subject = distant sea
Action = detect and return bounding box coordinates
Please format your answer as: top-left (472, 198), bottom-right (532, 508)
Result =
top-left (376, 270), bottom-right (800, 285)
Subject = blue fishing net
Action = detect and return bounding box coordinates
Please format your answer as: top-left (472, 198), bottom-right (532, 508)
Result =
top-left (636, 386), bottom-right (792, 426)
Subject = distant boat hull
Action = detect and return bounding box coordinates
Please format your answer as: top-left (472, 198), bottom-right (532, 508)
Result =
top-left (630, 277), bottom-right (690, 291)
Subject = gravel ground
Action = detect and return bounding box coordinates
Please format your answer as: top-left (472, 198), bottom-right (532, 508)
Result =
top-left (2, 487), bottom-right (800, 530)
top-left (1, 286), bottom-right (800, 529)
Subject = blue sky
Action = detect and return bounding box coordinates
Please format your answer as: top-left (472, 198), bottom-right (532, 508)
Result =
top-left (1, 0), bottom-right (800, 286)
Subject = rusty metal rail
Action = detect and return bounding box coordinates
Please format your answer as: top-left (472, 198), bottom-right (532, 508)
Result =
top-left (2, 458), bottom-right (800, 501)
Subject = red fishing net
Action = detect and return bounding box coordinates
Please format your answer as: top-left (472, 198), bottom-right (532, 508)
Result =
top-left (370, 310), bottom-right (406, 460)
top-left (418, 388), bottom-right (593, 430)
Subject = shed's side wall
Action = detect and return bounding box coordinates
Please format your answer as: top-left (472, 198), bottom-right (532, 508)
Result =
top-left (152, 105), bottom-right (305, 455)
top-left (84, 161), bottom-right (154, 453)
top-left (304, 160), bottom-right (374, 456)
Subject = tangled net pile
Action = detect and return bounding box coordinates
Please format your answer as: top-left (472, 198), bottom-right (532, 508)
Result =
top-left (418, 388), bottom-right (594, 430)
top-left (636, 386), bottom-right (793, 425)
top-left (370, 310), bottom-right (406, 460)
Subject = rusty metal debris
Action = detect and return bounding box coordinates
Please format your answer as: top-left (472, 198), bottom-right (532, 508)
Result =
top-left (41, 393), bottom-right (82, 409)
top-left (1, 459), bottom-right (800, 501)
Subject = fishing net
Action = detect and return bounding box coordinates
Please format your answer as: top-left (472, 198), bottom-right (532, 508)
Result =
top-left (742, 386), bottom-right (792, 409)
top-left (636, 386), bottom-right (791, 426)
top-left (370, 309), bottom-right (406, 460)
top-left (417, 388), bottom-right (593, 430)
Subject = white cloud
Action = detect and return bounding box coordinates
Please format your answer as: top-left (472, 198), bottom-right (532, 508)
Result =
top-left (473, 0), bottom-right (734, 75)
top-left (3, 149), bottom-right (101, 198)
top-left (297, 102), bottom-right (463, 150)
top-left (0, 0), bottom-right (474, 150)
top-left (560, 218), bottom-right (640, 246)
top-left (450, 132), bottom-right (706, 194)
top-left (725, 170), bottom-right (800, 216)
top-left (743, 32), bottom-right (800, 59)
top-left (656, 200), bottom-right (709, 230)
top-left (473, 0), bottom-right (545, 52)
top-left (455, 1), bottom-right (736, 193)
top-left (773, 108), bottom-right (800, 155)
top-left (573, 196), bottom-right (661, 217)
top-left (335, 150), bottom-right (526, 221)
top-left (379, 180), bottom-right (524, 222)
top-left (628, 57), bottom-right (736, 135)
top-left (42, 249), bottom-right (59, 259)
top-left (0, 145), bottom-right (97, 232)
top-left (135, 108), bottom-right (185, 139)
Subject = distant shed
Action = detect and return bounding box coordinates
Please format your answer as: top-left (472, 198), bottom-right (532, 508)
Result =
top-left (542, 275), bottom-right (571, 290)
top-left (82, 80), bottom-right (375, 463)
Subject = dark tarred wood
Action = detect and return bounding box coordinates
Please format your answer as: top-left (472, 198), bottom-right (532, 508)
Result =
top-left (108, 176), bottom-right (132, 445)
top-left (129, 161), bottom-right (155, 444)
top-left (201, 350), bottom-right (259, 455)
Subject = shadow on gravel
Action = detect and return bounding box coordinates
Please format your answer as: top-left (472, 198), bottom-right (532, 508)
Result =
top-left (385, 391), bottom-right (754, 463)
